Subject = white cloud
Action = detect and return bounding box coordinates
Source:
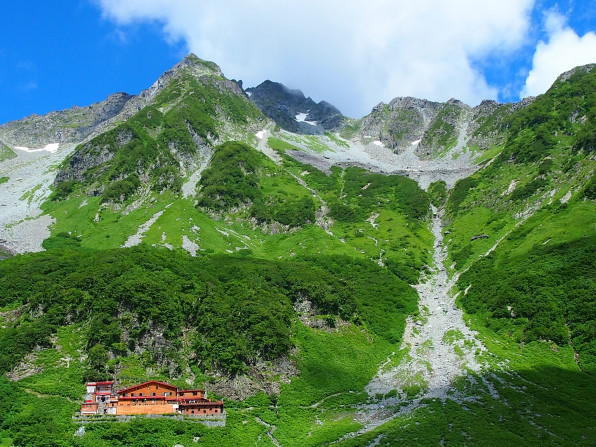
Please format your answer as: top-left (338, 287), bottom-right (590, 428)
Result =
top-left (522, 12), bottom-right (596, 98)
top-left (96, 0), bottom-right (535, 117)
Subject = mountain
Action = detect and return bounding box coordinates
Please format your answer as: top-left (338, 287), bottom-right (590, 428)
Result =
top-left (0, 56), bottom-right (594, 446)
top-left (52, 54), bottom-right (264, 204)
top-left (245, 80), bottom-right (344, 134)
top-left (352, 96), bottom-right (534, 157)
top-left (0, 92), bottom-right (133, 148)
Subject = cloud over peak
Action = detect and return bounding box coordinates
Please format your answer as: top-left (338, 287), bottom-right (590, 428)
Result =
top-left (522, 11), bottom-right (596, 98)
top-left (96, 0), bottom-right (593, 117)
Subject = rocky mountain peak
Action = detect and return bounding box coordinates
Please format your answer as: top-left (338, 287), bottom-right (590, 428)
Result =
top-left (0, 92), bottom-right (134, 147)
top-left (245, 80), bottom-right (344, 134)
top-left (177, 53), bottom-right (223, 77)
top-left (446, 98), bottom-right (468, 108)
top-left (555, 63), bottom-right (595, 84)
top-left (359, 96), bottom-right (443, 151)
top-left (386, 96), bottom-right (441, 111)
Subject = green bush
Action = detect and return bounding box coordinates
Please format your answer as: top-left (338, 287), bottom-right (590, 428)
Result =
top-left (197, 141), bottom-right (263, 210)
top-left (509, 178), bottom-right (548, 202)
top-left (0, 247), bottom-right (416, 375)
top-left (458, 235), bottom-right (596, 369)
top-left (447, 176), bottom-right (479, 214)
top-left (428, 180), bottom-right (447, 207)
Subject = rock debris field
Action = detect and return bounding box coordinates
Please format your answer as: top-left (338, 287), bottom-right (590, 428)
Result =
top-left (0, 144), bottom-right (76, 254)
top-left (327, 206), bottom-right (496, 440)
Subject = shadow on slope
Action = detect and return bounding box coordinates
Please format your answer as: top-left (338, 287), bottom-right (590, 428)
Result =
top-left (337, 365), bottom-right (595, 447)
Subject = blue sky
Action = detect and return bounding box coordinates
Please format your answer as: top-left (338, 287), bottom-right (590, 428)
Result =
top-left (1, 0), bottom-right (594, 124)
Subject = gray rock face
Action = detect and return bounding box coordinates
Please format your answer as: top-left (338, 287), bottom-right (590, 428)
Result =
top-left (357, 95), bottom-right (532, 158)
top-left (53, 132), bottom-right (127, 185)
top-left (245, 80), bottom-right (344, 134)
top-left (554, 63), bottom-right (595, 83)
top-left (359, 97), bottom-right (443, 151)
top-left (0, 53), bottom-right (224, 152)
top-left (465, 100), bottom-right (513, 151)
top-left (418, 99), bottom-right (470, 158)
top-left (0, 92), bottom-right (133, 148)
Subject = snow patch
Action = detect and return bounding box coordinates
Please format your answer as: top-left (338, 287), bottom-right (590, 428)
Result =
top-left (245, 91), bottom-right (252, 97)
top-left (372, 140), bottom-right (385, 147)
top-left (411, 139), bottom-right (421, 145)
top-left (255, 130), bottom-right (266, 139)
top-left (14, 143), bottom-right (60, 153)
top-left (295, 112), bottom-right (317, 126)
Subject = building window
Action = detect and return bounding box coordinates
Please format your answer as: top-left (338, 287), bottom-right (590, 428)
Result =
top-left (139, 393), bottom-right (143, 396)
top-left (193, 391), bottom-right (197, 396)
top-left (152, 393), bottom-right (156, 396)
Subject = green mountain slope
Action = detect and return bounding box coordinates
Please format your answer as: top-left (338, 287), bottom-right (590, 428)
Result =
top-left (443, 66), bottom-right (596, 350)
top-left (0, 59), bottom-right (594, 446)
top-left (325, 64), bottom-right (596, 447)
top-left (0, 55), bottom-right (436, 446)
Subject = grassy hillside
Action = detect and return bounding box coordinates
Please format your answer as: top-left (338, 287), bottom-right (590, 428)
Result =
top-left (3, 119), bottom-right (434, 445)
top-left (443, 65), bottom-right (595, 273)
top-left (2, 61), bottom-right (595, 446)
top-left (328, 65), bottom-right (596, 447)
top-left (0, 246), bottom-right (418, 446)
top-left (42, 137), bottom-right (433, 283)
top-left (441, 64), bottom-right (596, 366)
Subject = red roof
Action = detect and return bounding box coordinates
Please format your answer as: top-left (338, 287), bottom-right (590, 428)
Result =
top-left (178, 389), bottom-right (205, 393)
top-left (117, 380), bottom-right (178, 395)
top-left (96, 381), bottom-right (114, 385)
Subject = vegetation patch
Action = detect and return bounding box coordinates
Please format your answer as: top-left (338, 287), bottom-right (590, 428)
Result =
top-left (427, 180), bottom-right (447, 207)
top-left (0, 144), bottom-right (17, 162)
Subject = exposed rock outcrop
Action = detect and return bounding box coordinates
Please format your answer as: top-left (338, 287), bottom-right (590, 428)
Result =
top-left (245, 80), bottom-right (344, 134)
top-left (359, 97), bottom-right (442, 152)
top-left (0, 92), bottom-right (133, 148)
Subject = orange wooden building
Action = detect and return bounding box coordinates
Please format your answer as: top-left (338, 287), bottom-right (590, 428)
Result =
top-left (80, 380), bottom-right (224, 417)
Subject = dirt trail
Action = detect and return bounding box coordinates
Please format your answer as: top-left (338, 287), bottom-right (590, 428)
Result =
top-left (255, 416), bottom-right (282, 447)
top-left (122, 204), bottom-right (172, 247)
